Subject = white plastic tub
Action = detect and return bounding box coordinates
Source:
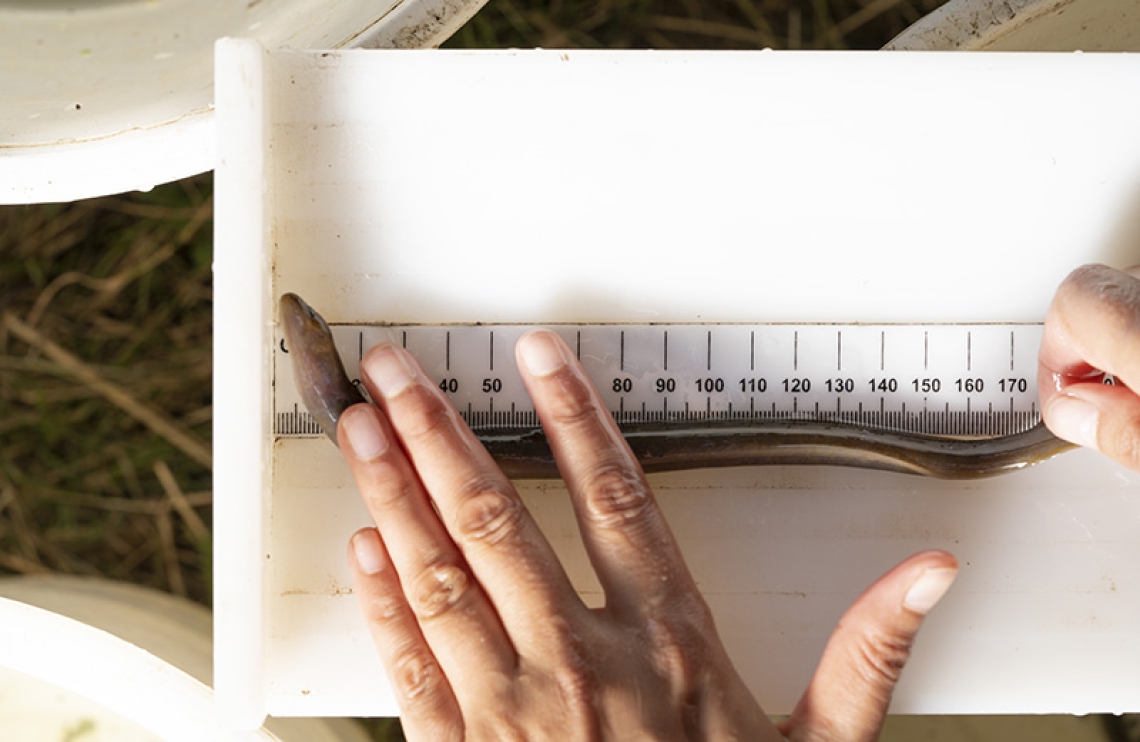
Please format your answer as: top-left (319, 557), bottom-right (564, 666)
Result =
top-left (0, 575), bottom-right (370, 742)
top-left (0, 0), bottom-right (486, 205)
top-left (887, 0), bottom-right (1140, 50)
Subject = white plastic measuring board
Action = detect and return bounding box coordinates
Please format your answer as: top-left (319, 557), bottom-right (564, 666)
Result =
top-left (214, 42), bottom-right (1140, 725)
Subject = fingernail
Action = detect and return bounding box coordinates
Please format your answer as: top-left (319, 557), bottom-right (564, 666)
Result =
top-left (519, 331), bottom-right (568, 376)
top-left (1046, 395), bottom-right (1100, 450)
top-left (364, 345), bottom-right (418, 397)
top-left (351, 529), bottom-right (387, 575)
top-left (903, 567), bottom-right (957, 615)
top-left (341, 406), bottom-right (388, 461)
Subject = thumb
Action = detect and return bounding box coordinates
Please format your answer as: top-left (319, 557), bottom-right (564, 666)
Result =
top-left (779, 550), bottom-right (958, 742)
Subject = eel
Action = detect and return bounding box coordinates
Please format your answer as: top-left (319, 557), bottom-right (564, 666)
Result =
top-left (279, 292), bottom-right (367, 441)
top-left (278, 292), bottom-right (1075, 479)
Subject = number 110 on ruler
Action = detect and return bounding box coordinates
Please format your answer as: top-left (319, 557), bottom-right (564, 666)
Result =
top-left (276, 323), bottom-right (1047, 438)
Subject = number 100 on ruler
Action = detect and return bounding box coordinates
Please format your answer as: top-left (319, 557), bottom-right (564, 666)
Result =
top-left (274, 323), bottom-right (1048, 438)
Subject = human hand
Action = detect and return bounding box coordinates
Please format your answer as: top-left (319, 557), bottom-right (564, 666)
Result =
top-left (336, 331), bottom-right (958, 741)
top-left (1039, 263), bottom-right (1140, 471)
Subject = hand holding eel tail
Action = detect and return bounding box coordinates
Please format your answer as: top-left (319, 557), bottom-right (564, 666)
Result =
top-left (279, 293), bottom-right (1075, 480)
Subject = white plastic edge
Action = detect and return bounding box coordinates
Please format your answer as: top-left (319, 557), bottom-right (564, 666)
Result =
top-left (884, 0), bottom-right (1070, 50)
top-left (214, 37), bottom-right (272, 731)
top-left (354, 0), bottom-right (490, 49)
top-left (0, 597), bottom-right (280, 742)
top-left (0, 110), bottom-right (214, 205)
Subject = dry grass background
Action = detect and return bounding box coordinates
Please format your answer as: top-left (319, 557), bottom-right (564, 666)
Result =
top-left (0, 0), bottom-right (952, 740)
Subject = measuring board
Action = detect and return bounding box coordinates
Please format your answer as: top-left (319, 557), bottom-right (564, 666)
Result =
top-left (275, 323), bottom-right (1048, 439)
top-left (215, 47), bottom-right (1140, 726)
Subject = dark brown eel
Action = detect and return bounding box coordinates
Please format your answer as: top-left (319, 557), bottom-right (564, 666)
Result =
top-left (279, 293), bottom-right (1075, 479)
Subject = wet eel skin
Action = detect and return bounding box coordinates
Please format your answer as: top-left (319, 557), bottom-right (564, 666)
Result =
top-left (279, 293), bottom-right (1075, 479)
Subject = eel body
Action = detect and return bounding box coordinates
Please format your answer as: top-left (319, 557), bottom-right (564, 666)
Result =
top-left (278, 293), bottom-right (1075, 479)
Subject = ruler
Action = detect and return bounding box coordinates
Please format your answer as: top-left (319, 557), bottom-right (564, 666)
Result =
top-left (274, 323), bottom-right (1048, 438)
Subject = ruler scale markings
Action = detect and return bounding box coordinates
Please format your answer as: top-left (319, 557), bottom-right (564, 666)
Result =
top-left (275, 323), bottom-right (1044, 439)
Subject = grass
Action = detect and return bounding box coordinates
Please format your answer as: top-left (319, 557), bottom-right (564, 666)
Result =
top-left (448, 0), bottom-right (946, 50)
top-left (0, 183), bottom-right (214, 600)
top-left (0, 1), bottom-right (945, 740)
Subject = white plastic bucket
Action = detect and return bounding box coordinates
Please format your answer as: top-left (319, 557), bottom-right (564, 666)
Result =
top-left (886, 0), bottom-right (1140, 50)
top-left (0, 0), bottom-right (486, 205)
top-left (0, 576), bottom-right (371, 742)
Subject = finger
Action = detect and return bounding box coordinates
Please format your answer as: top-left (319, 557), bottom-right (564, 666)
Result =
top-left (357, 344), bottom-right (587, 651)
top-left (1038, 263), bottom-right (1140, 389)
top-left (779, 550), bottom-right (958, 742)
top-left (346, 528), bottom-right (462, 742)
top-left (339, 403), bottom-right (516, 685)
top-left (516, 330), bottom-right (699, 621)
top-left (1039, 264), bottom-right (1140, 469)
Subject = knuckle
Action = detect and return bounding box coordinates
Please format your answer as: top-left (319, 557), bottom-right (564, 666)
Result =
top-left (529, 619), bottom-right (598, 716)
top-left (544, 373), bottom-right (600, 428)
top-left (362, 467), bottom-right (420, 512)
top-left (363, 589), bottom-right (409, 624)
top-left (397, 384), bottom-right (462, 447)
top-left (644, 616), bottom-right (706, 689)
top-left (551, 663), bottom-right (596, 722)
top-left (851, 627), bottom-right (913, 689)
top-left (390, 643), bottom-right (444, 703)
top-left (581, 462), bottom-right (654, 527)
top-left (455, 488), bottom-right (524, 546)
top-left (409, 560), bottom-right (472, 620)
